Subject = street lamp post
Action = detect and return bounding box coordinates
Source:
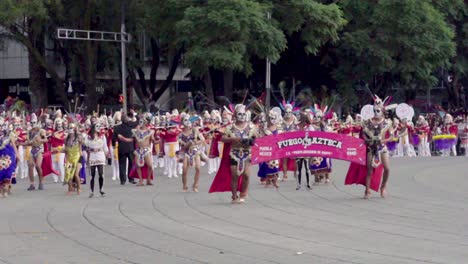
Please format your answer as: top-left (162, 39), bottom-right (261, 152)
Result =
top-left (265, 11), bottom-right (272, 112)
top-left (56, 2), bottom-right (130, 114)
top-left (120, 0), bottom-right (128, 114)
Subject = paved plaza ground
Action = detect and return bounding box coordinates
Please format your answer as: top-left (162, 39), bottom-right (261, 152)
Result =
top-left (1, 157), bottom-right (467, 264)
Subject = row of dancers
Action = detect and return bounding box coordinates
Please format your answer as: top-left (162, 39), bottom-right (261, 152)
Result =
top-left (1, 97), bottom-right (466, 200)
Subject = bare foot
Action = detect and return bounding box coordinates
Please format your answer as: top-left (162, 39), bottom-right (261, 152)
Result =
top-left (182, 187), bottom-right (188, 192)
top-left (66, 191), bottom-right (73, 196)
top-left (146, 182), bottom-right (153, 186)
top-left (363, 190), bottom-right (371, 199)
top-left (380, 187), bottom-right (387, 198)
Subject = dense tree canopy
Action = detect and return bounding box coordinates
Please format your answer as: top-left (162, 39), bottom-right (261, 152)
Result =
top-left (0, 0), bottom-right (465, 112)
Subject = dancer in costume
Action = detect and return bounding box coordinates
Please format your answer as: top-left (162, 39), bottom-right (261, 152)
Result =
top-left (160, 118), bottom-right (181, 179)
top-left (310, 105), bottom-right (333, 184)
top-left (415, 115), bottom-right (431, 157)
top-left (387, 118), bottom-right (400, 157)
top-left (120, 113), bottom-right (155, 186)
top-left (339, 115), bottom-right (354, 136)
top-left (210, 104), bottom-right (257, 204)
top-left (396, 118), bottom-right (417, 157)
top-left (346, 95), bottom-right (394, 199)
top-left (352, 114), bottom-right (363, 138)
top-left (439, 114), bottom-right (458, 156)
top-left (13, 117), bottom-right (28, 180)
top-left (64, 123), bottom-right (83, 195)
top-left (27, 126), bottom-right (48, 190)
top-left (179, 114), bottom-right (205, 192)
top-left (150, 115), bottom-right (164, 170)
top-left (295, 110), bottom-right (313, 190)
top-left (279, 102), bottom-right (297, 181)
top-left (51, 112), bottom-right (66, 183)
top-left (85, 124), bottom-right (108, 197)
top-left (257, 107), bottom-right (282, 188)
top-left (459, 116), bottom-right (468, 156)
top-left (0, 118), bottom-right (17, 197)
top-left (109, 112), bottom-right (121, 181)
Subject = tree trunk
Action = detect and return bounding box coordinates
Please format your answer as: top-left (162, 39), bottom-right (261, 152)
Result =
top-left (149, 37), bottom-right (160, 94)
top-left (223, 69), bottom-right (233, 99)
top-left (204, 71), bottom-right (215, 103)
top-left (151, 46), bottom-right (184, 103)
top-left (26, 18), bottom-right (48, 110)
top-left (129, 69), bottom-right (148, 109)
top-left (8, 17), bottom-right (68, 107)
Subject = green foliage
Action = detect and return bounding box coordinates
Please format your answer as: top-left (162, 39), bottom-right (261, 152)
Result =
top-left (272, 0), bottom-right (347, 54)
top-left (176, 0), bottom-right (286, 76)
top-left (334, 0), bottom-right (456, 94)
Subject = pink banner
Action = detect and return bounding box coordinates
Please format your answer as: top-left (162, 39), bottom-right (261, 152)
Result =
top-left (251, 131), bottom-right (366, 165)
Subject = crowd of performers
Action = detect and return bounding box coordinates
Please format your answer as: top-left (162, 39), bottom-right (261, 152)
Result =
top-left (0, 96), bottom-right (467, 201)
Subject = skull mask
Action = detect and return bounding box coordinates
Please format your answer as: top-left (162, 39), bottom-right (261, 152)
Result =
top-left (55, 119), bottom-right (63, 130)
top-left (269, 110), bottom-right (280, 125)
top-left (234, 105), bottom-right (247, 122)
top-left (284, 104), bottom-right (293, 119)
top-left (183, 116), bottom-right (191, 127)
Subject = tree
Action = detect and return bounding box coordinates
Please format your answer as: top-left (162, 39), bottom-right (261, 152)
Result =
top-left (174, 0), bottom-right (287, 101)
top-left (332, 0), bottom-right (456, 104)
top-left (0, 0), bottom-right (68, 109)
top-left (431, 0), bottom-right (467, 109)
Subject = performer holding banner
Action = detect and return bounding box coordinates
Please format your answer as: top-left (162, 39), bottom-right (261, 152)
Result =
top-left (310, 104), bottom-right (333, 185)
top-left (257, 107), bottom-right (282, 188)
top-left (279, 102), bottom-right (297, 181)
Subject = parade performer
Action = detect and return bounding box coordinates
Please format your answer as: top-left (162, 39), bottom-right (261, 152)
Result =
top-left (109, 112), bottom-right (120, 181)
top-left (207, 110), bottom-right (221, 174)
top-left (438, 114), bottom-right (458, 156)
top-left (415, 115), bottom-right (431, 157)
top-left (352, 114), bottom-right (363, 138)
top-left (387, 118), bottom-right (400, 157)
top-left (279, 102), bottom-right (297, 181)
top-left (257, 107), bottom-right (282, 188)
top-left (13, 117), bottom-right (28, 180)
top-left (121, 113), bottom-right (155, 186)
top-left (86, 124), bottom-right (108, 197)
top-left (64, 123), bottom-right (83, 195)
top-left (295, 110), bottom-right (313, 190)
top-left (202, 111), bottom-right (215, 174)
top-left (51, 114), bottom-right (66, 183)
top-left (160, 116), bottom-right (181, 179)
top-left (396, 118), bottom-right (417, 157)
top-left (459, 116), bottom-right (468, 156)
top-left (27, 125), bottom-right (57, 191)
top-left (0, 118), bottom-right (17, 197)
top-left (179, 115), bottom-right (205, 192)
top-left (310, 105), bottom-right (333, 184)
top-left (209, 104), bottom-right (257, 204)
top-left (151, 115), bottom-right (164, 170)
top-left (339, 115), bottom-right (354, 136)
top-left (345, 95), bottom-right (394, 199)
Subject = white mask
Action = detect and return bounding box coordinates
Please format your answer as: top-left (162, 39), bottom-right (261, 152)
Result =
top-left (236, 111), bottom-right (247, 122)
top-left (183, 118), bottom-right (191, 127)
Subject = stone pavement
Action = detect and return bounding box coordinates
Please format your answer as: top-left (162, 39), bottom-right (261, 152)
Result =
top-left (1, 157), bottom-right (467, 264)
